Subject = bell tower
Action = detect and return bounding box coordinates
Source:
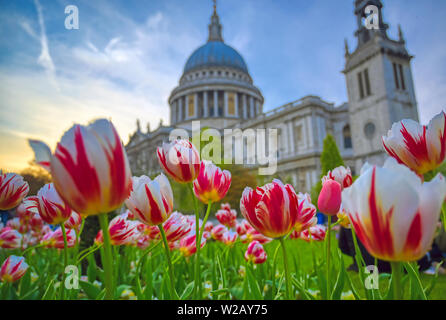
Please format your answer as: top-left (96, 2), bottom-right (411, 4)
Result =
top-left (343, 0), bottom-right (419, 171)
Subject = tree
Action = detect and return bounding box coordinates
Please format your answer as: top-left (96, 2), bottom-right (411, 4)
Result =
top-left (19, 164), bottom-right (52, 195)
top-left (311, 134), bottom-right (344, 207)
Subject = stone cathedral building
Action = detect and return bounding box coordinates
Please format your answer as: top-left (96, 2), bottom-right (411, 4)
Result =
top-left (126, 0), bottom-right (419, 193)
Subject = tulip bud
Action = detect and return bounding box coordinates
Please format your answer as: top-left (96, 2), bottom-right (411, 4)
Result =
top-left (317, 179), bottom-right (342, 216)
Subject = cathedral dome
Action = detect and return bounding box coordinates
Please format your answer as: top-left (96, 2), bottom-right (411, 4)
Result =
top-left (184, 41), bottom-right (249, 74)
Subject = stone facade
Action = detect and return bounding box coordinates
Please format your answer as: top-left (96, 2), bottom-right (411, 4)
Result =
top-left (126, 0), bottom-right (419, 193)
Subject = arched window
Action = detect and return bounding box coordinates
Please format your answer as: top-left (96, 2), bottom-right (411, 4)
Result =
top-left (343, 125), bottom-right (352, 149)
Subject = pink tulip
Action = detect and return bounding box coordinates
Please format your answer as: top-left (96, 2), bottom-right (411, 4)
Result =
top-left (383, 111), bottom-right (446, 175)
top-left (317, 179), bottom-right (342, 216)
top-left (244, 241), bottom-right (267, 264)
top-left (157, 139), bottom-right (201, 184)
top-left (29, 119), bottom-right (132, 216)
top-left (193, 161), bottom-right (231, 203)
top-left (0, 256), bottom-right (29, 283)
top-left (0, 172), bottom-right (29, 210)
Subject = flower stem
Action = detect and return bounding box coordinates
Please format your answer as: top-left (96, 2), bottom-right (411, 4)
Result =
top-left (190, 183), bottom-right (201, 299)
top-left (326, 215), bottom-right (331, 300)
top-left (60, 223), bottom-right (69, 300)
top-left (194, 201), bottom-right (212, 299)
top-left (391, 261), bottom-right (402, 300)
top-left (441, 202), bottom-right (446, 232)
top-left (158, 224), bottom-right (179, 300)
top-left (279, 237), bottom-right (292, 300)
top-left (98, 213), bottom-right (114, 300)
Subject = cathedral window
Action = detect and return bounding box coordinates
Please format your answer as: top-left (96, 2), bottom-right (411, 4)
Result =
top-left (343, 125), bottom-right (352, 149)
top-left (398, 64), bottom-right (406, 90)
top-left (357, 72), bottom-right (365, 99)
top-left (364, 68), bottom-right (371, 96)
top-left (393, 62), bottom-right (400, 89)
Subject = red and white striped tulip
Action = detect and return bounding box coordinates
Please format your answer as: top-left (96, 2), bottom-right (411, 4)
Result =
top-left (0, 227), bottom-right (22, 249)
top-left (34, 184), bottom-right (72, 225)
top-left (221, 230), bottom-right (238, 245)
top-left (17, 196), bottom-right (38, 223)
top-left (240, 179), bottom-right (300, 238)
top-left (322, 166), bottom-right (353, 190)
top-left (193, 161), bottom-right (231, 203)
top-left (107, 214), bottom-right (138, 246)
top-left (244, 240), bottom-right (267, 264)
top-left (41, 227), bottom-right (76, 249)
top-left (157, 139), bottom-right (201, 184)
top-left (161, 211), bottom-right (191, 242)
top-left (125, 174), bottom-right (174, 226)
top-left (204, 221), bottom-right (214, 232)
top-left (64, 211), bottom-right (82, 230)
top-left (236, 219), bottom-right (253, 236)
top-left (0, 256), bottom-right (29, 283)
top-left (382, 111), bottom-right (446, 175)
top-left (317, 179), bottom-right (342, 216)
top-left (342, 158), bottom-right (446, 261)
top-left (0, 173), bottom-right (29, 210)
top-left (294, 193), bottom-right (317, 233)
top-left (179, 234), bottom-right (206, 257)
top-left (6, 217), bottom-right (29, 234)
top-left (28, 119), bottom-right (132, 216)
top-left (210, 224), bottom-right (227, 241)
top-left (299, 224), bottom-right (327, 242)
top-left (29, 213), bottom-right (45, 233)
top-left (216, 203), bottom-right (237, 228)
top-left (240, 227), bottom-right (272, 244)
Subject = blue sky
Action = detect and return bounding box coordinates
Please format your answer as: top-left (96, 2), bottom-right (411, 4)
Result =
top-left (0, 0), bottom-right (445, 171)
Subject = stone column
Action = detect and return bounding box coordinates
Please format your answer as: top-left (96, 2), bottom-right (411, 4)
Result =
top-left (203, 91), bottom-right (208, 118)
top-left (178, 97), bottom-right (183, 122)
top-left (224, 91), bottom-right (228, 117)
top-left (243, 94), bottom-right (247, 119)
top-left (235, 92), bottom-right (239, 117)
top-left (171, 100), bottom-right (176, 124)
top-left (214, 90), bottom-right (218, 117)
top-left (194, 93), bottom-right (198, 118)
top-left (249, 96), bottom-right (254, 118)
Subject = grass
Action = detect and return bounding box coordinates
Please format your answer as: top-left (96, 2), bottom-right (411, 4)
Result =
top-left (262, 233), bottom-right (446, 300)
